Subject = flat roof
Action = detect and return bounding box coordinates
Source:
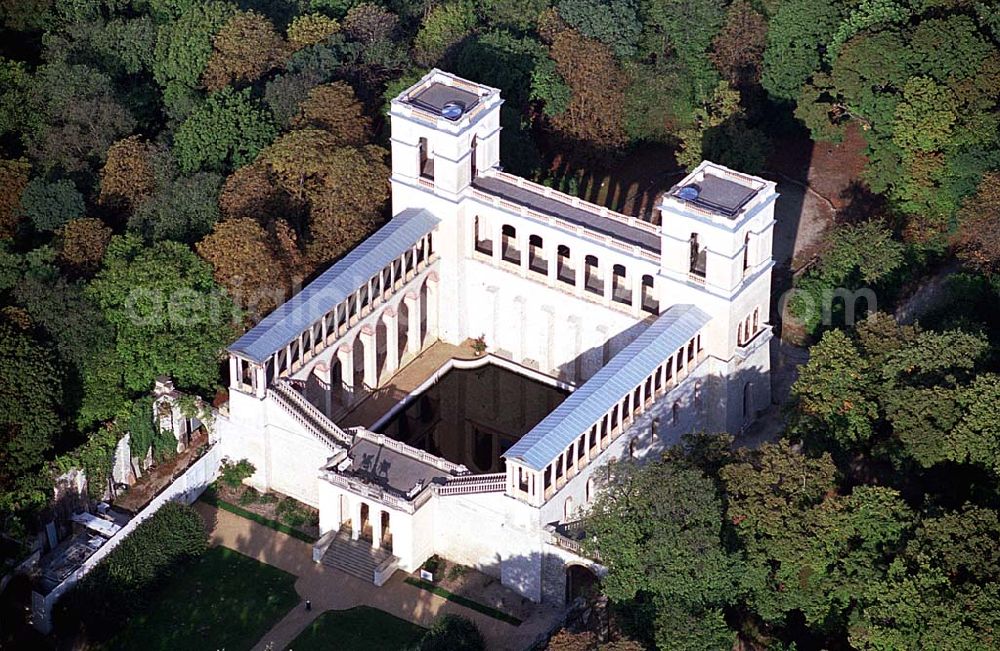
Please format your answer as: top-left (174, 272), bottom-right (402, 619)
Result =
top-left (472, 176), bottom-right (661, 252)
top-left (668, 162), bottom-right (768, 218)
top-left (346, 439), bottom-right (450, 495)
top-left (407, 82), bottom-right (480, 116)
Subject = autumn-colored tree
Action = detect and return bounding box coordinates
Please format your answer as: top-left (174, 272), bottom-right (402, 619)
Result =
top-left (202, 11), bottom-right (289, 92)
top-left (286, 13), bottom-right (340, 50)
top-left (952, 172), bottom-right (1000, 276)
top-left (548, 30), bottom-right (628, 153)
top-left (196, 217), bottom-right (298, 319)
top-left (260, 130), bottom-right (389, 211)
top-left (218, 161), bottom-right (303, 224)
top-left (342, 3), bottom-right (398, 44)
top-left (58, 218), bottom-right (112, 277)
top-left (291, 82), bottom-right (371, 146)
top-left (98, 136), bottom-right (162, 216)
top-left (307, 199), bottom-right (381, 269)
top-left (710, 0), bottom-right (767, 85)
top-left (0, 159), bottom-right (30, 239)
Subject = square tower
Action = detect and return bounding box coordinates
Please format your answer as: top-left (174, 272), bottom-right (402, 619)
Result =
top-left (657, 162), bottom-right (778, 433)
top-left (389, 69), bottom-right (503, 199)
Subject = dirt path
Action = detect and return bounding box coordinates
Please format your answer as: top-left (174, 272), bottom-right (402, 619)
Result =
top-left (194, 503), bottom-right (560, 651)
top-left (893, 262), bottom-right (959, 325)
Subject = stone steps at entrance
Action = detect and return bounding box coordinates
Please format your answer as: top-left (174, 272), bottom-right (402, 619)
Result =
top-left (321, 529), bottom-right (396, 583)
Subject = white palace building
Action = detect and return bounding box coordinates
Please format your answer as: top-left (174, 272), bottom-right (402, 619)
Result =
top-left (217, 70), bottom-right (777, 604)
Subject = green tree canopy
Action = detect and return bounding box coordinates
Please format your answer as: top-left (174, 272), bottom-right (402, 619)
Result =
top-left (86, 234), bottom-right (236, 393)
top-left (19, 177), bottom-right (85, 232)
top-left (172, 87), bottom-right (277, 174)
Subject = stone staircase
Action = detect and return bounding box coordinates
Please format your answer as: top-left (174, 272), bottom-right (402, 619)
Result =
top-left (320, 529), bottom-right (398, 584)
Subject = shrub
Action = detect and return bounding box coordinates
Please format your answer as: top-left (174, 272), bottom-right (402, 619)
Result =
top-left (275, 496), bottom-right (315, 528)
top-left (65, 502), bottom-right (208, 639)
top-left (219, 458), bottom-right (256, 489)
top-left (418, 614), bottom-right (485, 651)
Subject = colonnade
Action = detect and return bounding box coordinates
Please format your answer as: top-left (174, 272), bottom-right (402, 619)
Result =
top-left (473, 217), bottom-right (659, 317)
top-left (506, 330), bottom-right (704, 506)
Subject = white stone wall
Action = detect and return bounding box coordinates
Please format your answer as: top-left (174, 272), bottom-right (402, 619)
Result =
top-left (458, 260), bottom-right (644, 381)
top-left (217, 391), bottom-right (335, 508)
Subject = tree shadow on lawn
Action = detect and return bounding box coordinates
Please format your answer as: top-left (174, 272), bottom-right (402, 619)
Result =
top-left (289, 606), bottom-right (426, 651)
top-left (103, 546), bottom-right (299, 651)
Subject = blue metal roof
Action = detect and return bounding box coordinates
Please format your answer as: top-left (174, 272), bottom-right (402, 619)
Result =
top-left (229, 208), bottom-right (440, 364)
top-left (503, 304), bottom-right (712, 471)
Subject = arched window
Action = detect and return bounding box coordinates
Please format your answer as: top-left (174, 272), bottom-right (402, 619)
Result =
top-left (418, 137), bottom-right (432, 179)
top-left (528, 234), bottom-right (545, 274)
top-left (641, 274), bottom-right (657, 314)
top-left (612, 264), bottom-right (629, 305)
top-left (586, 477), bottom-right (595, 503)
top-left (753, 308), bottom-right (759, 333)
top-left (474, 216), bottom-right (491, 255)
top-left (564, 497), bottom-right (574, 521)
top-left (671, 402), bottom-right (680, 425)
top-left (689, 233), bottom-right (706, 277)
top-left (584, 255), bottom-right (601, 295)
top-left (470, 134), bottom-right (477, 178)
top-left (556, 245), bottom-right (573, 284)
top-left (501, 225), bottom-right (519, 264)
top-left (742, 232), bottom-right (750, 274)
top-left (694, 381), bottom-right (702, 409)
top-left (629, 438), bottom-right (638, 458)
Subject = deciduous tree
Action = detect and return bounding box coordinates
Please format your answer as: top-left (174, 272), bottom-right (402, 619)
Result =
top-left (58, 218), bottom-right (112, 276)
top-left (0, 159), bottom-right (30, 239)
top-left (413, 1), bottom-right (477, 66)
top-left (152, 1), bottom-right (236, 90)
top-left (291, 82), bottom-right (371, 146)
top-left (201, 11), bottom-right (289, 91)
top-left (19, 177), bottom-right (85, 232)
top-left (98, 136), bottom-right (162, 216)
top-left (710, 0), bottom-right (767, 85)
top-left (172, 87), bottom-right (277, 174)
top-left (196, 217), bottom-right (297, 319)
top-left (548, 29), bottom-right (628, 154)
top-left (953, 172), bottom-right (1000, 277)
top-left (342, 3), bottom-right (398, 44)
top-left (286, 12), bottom-right (340, 50)
top-left (87, 234), bottom-right (236, 393)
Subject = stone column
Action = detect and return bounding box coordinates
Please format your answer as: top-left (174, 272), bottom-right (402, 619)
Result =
top-left (405, 291), bottom-right (422, 354)
top-left (603, 266), bottom-right (614, 305)
top-left (351, 499), bottom-right (363, 541)
top-left (632, 273), bottom-right (644, 316)
top-left (574, 253), bottom-right (585, 296)
top-left (426, 272), bottom-right (439, 339)
top-left (546, 244), bottom-right (557, 286)
top-left (360, 325), bottom-right (377, 389)
top-left (519, 234), bottom-right (529, 277)
top-left (254, 365), bottom-right (267, 399)
top-left (384, 307), bottom-right (399, 377)
top-left (492, 222), bottom-right (502, 264)
top-left (229, 356), bottom-right (240, 391)
top-left (337, 345), bottom-right (354, 403)
top-left (371, 506), bottom-right (383, 550)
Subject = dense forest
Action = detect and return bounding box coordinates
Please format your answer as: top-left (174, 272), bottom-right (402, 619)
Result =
top-left (1, 0), bottom-right (999, 648)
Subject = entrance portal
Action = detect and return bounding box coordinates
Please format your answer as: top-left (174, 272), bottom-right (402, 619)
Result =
top-left (565, 564), bottom-right (598, 604)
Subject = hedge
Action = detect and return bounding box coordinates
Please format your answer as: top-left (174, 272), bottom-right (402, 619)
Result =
top-left (404, 578), bottom-right (523, 625)
top-left (199, 486), bottom-right (317, 543)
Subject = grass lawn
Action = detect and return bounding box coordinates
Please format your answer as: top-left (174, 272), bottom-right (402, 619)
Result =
top-left (288, 606), bottom-right (426, 651)
top-left (104, 546), bottom-right (299, 651)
